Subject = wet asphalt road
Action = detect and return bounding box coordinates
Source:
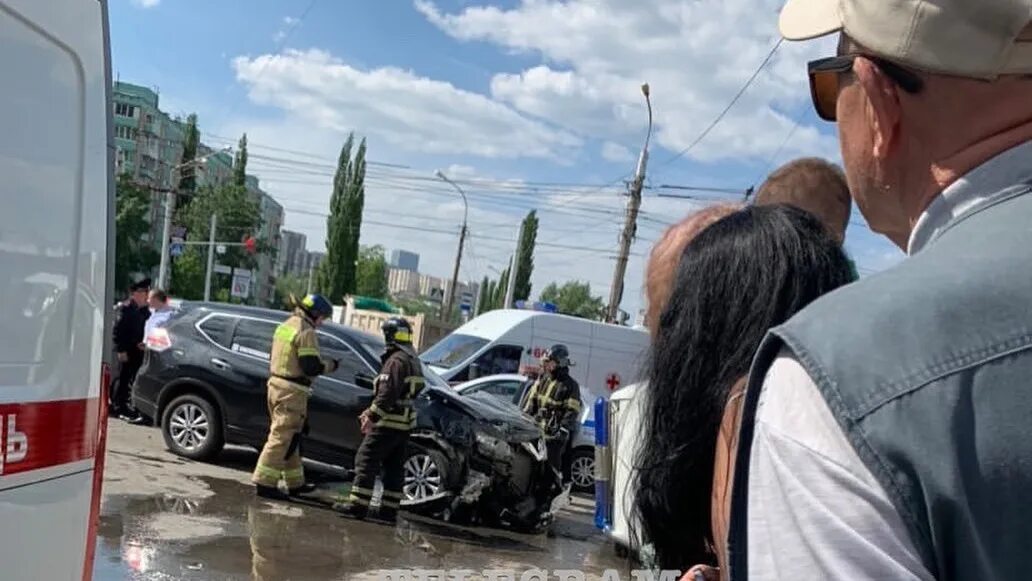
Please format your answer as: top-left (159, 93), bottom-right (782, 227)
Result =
top-left (95, 421), bottom-right (628, 580)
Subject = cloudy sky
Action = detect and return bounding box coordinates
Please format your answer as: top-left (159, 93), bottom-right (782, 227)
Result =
top-left (112, 0), bottom-right (903, 316)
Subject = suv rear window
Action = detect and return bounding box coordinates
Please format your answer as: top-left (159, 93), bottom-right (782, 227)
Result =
top-left (197, 314), bottom-right (232, 346)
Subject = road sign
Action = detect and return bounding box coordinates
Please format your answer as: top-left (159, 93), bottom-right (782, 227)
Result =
top-left (170, 236), bottom-right (185, 257)
top-left (232, 268), bottom-right (252, 279)
top-left (231, 273), bottom-right (251, 298)
top-left (213, 264), bottom-right (232, 275)
top-left (606, 373), bottom-right (621, 391)
top-left (216, 244), bottom-right (227, 255)
top-left (460, 291), bottom-right (473, 308)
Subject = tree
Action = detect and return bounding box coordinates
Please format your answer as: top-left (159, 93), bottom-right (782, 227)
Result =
top-left (233, 133), bottom-right (248, 187)
top-left (476, 275), bottom-right (490, 314)
top-left (492, 266), bottom-right (510, 310)
top-left (356, 245), bottom-right (388, 298)
top-left (539, 281), bottom-right (605, 320)
top-left (114, 173), bottom-right (159, 291)
top-left (274, 274), bottom-right (308, 309)
top-left (169, 182), bottom-right (262, 300)
top-left (319, 133), bottom-right (367, 304)
top-left (178, 114), bottom-right (200, 195)
top-left (514, 210), bottom-right (538, 301)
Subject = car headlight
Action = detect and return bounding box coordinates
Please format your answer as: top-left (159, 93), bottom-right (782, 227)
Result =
top-left (475, 432), bottom-right (511, 462)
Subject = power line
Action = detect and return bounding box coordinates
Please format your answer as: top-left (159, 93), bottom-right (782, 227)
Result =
top-left (652, 38), bottom-right (784, 174)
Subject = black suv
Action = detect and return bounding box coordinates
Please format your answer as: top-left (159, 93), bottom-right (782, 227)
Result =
top-left (135, 303), bottom-right (568, 528)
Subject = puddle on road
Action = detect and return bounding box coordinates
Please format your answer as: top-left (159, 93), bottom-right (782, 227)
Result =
top-left (94, 477), bottom-right (630, 580)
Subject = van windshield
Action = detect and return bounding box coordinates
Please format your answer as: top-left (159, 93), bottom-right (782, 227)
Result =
top-left (420, 334), bottom-right (489, 368)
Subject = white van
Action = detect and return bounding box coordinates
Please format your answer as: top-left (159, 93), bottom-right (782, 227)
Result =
top-left (420, 310), bottom-right (649, 419)
top-left (0, 0), bottom-right (113, 578)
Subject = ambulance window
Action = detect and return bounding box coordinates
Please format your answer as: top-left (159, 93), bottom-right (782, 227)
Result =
top-left (230, 318), bottom-right (277, 360)
top-left (475, 345), bottom-right (523, 376)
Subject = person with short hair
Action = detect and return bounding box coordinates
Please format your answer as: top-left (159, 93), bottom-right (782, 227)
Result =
top-left (143, 289), bottom-right (175, 341)
top-left (111, 276), bottom-right (151, 423)
top-left (729, 1), bottom-right (1032, 579)
top-left (754, 157), bottom-right (851, 243)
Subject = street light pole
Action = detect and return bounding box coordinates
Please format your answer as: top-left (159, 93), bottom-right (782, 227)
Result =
top-left (606, 83), bottom-right (653, 324)
top-left (156, 147), bottom-right (230, 291)
top-left (203, 213), bottom-right (217, 301)
top-left (435, 170), bottom-right (469, 321)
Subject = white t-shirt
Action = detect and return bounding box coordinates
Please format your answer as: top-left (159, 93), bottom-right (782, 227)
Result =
top-left (744, 351), bottom-right (934, 580)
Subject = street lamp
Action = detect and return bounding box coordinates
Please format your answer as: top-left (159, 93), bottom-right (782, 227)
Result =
top-left (157, 147), bottom-right (232, 290)
top-left (435, 170), bottom-right (469, 321)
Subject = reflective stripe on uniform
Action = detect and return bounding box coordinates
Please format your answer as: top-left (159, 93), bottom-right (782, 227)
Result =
top-left (297, 347), bottom-right (319, 357)
top-left (382, 489), bottom-right (404, 500)
top-left (283, 468), bottom-right (304, 479)
top-left (350, 485), bottom-right (375, 498)
top-left (255, 465), bottom-right (282, 479)
top-left (565, 398), bottom-right (582, 411)
top-left (381, 498), bottom-right (400, 509)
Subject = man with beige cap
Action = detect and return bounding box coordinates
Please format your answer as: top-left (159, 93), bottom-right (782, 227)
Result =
top-left (726, 1), bottom-right (1032, 580)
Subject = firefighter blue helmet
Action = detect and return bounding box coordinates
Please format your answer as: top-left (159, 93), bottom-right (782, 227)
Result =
top-left (299, 294), bottom-right (333, 320)
top-left (381, 317), bottom-right (413, 345)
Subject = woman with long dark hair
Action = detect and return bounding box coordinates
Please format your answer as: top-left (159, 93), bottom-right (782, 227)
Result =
top-left (633, 204), bottom-right (854, 574)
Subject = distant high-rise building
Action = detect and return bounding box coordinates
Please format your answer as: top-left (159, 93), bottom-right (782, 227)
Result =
top-left (389, 249), bottom-right (420, 272)
top-left (277, 230), bottom-right (308, 278)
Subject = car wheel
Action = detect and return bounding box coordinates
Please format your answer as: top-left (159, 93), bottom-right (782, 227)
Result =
top-left (161, 394), bottom-right (224, 461)
top-left (403, 445), bottom-right (450, 503)
top-left (570, 447), bottom-right (595, 493)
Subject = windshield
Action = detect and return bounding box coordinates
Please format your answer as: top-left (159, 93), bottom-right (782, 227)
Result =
top-left (355, 336), bottom-right (384, 362)
top-left (419, 333), bottom-right (489, 368)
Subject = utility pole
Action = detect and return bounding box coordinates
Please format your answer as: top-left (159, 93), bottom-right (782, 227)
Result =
top-left (156, 187), bottom-right (177, 291)
top-left (156, 148), bottom-right (230, 290)
top-left (606, 83), bottom-right (653, 324)
top-left (203, 214), bottom-right (217, 301)
top-left (503, 219), bottom-right (525, 309)
top-left (435, 170), bottom-right (470, 321)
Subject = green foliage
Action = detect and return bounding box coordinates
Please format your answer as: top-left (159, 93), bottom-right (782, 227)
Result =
top-left (114, 173), bottom-right (158, 291)
top-left (356, 244), bottom-right (388, 298)
top-left (178, 114), bottom-right (200, 195)
top-left (319, 133), bottom-right (367, 304)
top-left (274, 274), bottom-right (308, 310)
top-left (476, 275), bottom-right (490, 315)
top-left (169, 183), bottom-right (262, 300)
top-left (233, 133), bottom-right (248, 187)
top-left (538, 281), bottom-right (605, 320)
top-left (515, 210), bottom-right (538, 301)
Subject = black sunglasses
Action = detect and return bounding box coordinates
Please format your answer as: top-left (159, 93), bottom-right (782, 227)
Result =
top-left (807, 54), bottom-right (924, 121)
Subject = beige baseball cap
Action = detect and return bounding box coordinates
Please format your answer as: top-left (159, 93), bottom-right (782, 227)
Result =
top-left (779, 0), bottom-right (1032, 79)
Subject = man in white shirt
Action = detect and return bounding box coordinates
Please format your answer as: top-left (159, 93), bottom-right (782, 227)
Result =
top-left (728, 1), bottom-right (1032, 579)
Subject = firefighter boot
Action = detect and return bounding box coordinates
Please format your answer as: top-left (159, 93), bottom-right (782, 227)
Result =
top-left (255, 485), bottom-right (290, 501)
top-left (332, 500), bottom-right (368, 520)
top-left (288, 483), bottom-right (318, 497)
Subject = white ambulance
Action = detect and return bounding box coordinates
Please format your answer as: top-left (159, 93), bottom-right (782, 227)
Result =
top-left (0, 0), bottom-right (113, 578)
top-left (420, 309), bottom-right (649, 421)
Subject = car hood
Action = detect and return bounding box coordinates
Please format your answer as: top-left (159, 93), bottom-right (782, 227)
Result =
top-left (424, 386), bottom-right (541, 442)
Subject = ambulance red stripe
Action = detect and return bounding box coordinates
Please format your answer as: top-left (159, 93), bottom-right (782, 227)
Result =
top-left (0, 397), bottom-right (101, 477)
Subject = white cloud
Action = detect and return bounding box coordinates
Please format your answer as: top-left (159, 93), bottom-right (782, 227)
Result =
top-left (601, 141), bottom-right (634, 163)
top-left (232, 49), bottom-right (581, 160)
top-left (283, 16), bottom-right (300, 26)
top-left (416, 0), bottom-right (838, 164)
top-left (131, 0), bottom-right (160, 7)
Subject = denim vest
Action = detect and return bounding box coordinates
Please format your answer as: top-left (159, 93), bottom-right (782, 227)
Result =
top-left (729, 181), bottom-right (1032, 580)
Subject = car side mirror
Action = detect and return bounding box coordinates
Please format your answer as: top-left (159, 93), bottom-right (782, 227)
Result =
top-left (354, 372), bottom-right (374, 390)
top-left (469, 362), bottom-right (483, 380)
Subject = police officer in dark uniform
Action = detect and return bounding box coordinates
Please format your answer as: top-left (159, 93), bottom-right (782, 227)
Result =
top-left (522, 344), bottom-right (582, 482)
top-left (336, 317), bottom-right (425, 523)
top-left (111, 277), bottom-right (151, 423)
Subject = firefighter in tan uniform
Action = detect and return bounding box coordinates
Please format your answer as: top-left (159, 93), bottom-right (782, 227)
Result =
top-left (252, 294), bottom-right (338, 500)
top-left (522, 344), bottom-right (582, 483)
top-left (335, 317), bottom-right (425, 523)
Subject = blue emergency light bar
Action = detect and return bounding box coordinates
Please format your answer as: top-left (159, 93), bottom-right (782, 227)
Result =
top-left (593, 395), bottom-right (611, 530)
